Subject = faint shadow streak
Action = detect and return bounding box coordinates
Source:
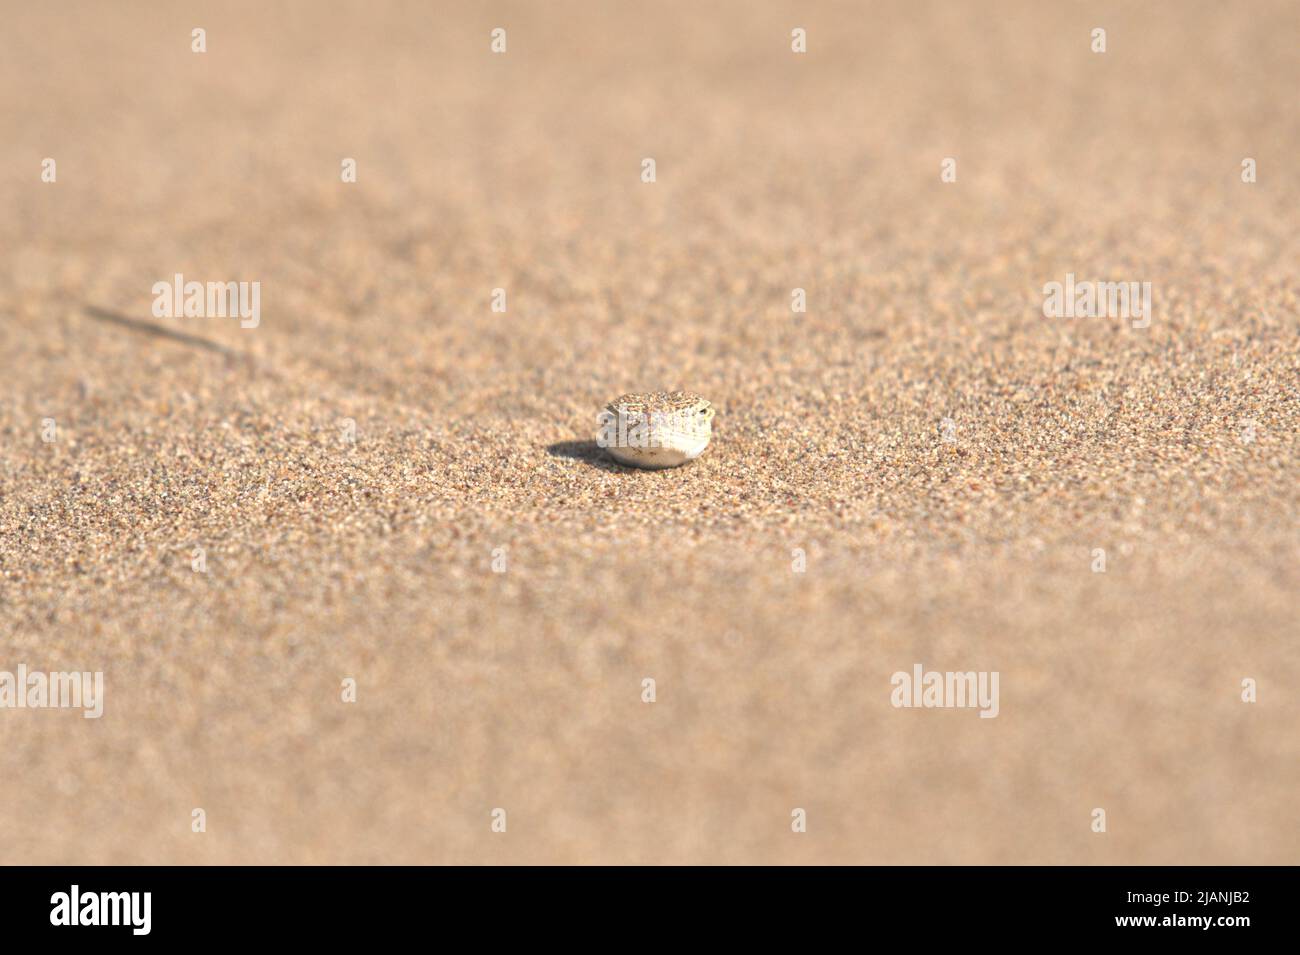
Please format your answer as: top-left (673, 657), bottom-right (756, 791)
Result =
top-left (83, 305), bottom-right (235, 356)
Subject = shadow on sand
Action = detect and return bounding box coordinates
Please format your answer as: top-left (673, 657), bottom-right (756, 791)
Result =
top-left (545, 440), bottom-right (632, 472)
top-left (83, 304), bottom-right (235, 356)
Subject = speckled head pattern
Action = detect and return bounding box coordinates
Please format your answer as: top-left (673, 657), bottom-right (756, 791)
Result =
top-left (599, 392), bottom-right (715, 469)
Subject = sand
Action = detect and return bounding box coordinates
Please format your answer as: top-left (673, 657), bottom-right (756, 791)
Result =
top-left (0, 0), bottom-right (1296, 864)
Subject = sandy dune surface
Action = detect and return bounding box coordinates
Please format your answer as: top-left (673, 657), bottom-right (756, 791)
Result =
top-left (1, 1), bottom-right (1296, 863)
